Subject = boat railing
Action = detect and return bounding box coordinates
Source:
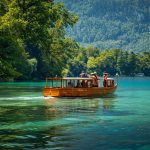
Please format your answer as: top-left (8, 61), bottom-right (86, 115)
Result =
top-left (45, 77), bottom-right (95, 88)
top-left (45, 77), bottom-right (117, 88)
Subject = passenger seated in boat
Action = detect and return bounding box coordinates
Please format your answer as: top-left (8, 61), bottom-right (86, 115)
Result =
top-left (68, 80), bottom-right (74, 87)
top-left (68, 80), bottom-right (71, 87)
top-left (81, 80), bottom-right (88, 87)
top-left (91, 72), bottom-right (98, 87)
top-left (81, 80), bottom-right (84, 87)
top-left (112, 80), bottom-right (114, 87)
top-left (76, 80), bottom-right (81, 88)
top-left (107, 79), bottom-right (114, 87)
top-left (85, 80), bottom-right (88, 87)
top-left (103, 72), bottom-right (108, 87)
top-left (87, 80), bottom-right (92, 87)
top-left (76, 79), bottom-right (89, 88)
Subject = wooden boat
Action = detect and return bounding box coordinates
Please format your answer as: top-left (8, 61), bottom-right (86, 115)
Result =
top-left (43, 75), bottom-right (117, 97)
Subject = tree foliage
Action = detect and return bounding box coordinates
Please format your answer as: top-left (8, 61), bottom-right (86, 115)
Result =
top-left (68, 48), bottom-right (150, 76)
top-left (0, 0), bottom-right (78, 80)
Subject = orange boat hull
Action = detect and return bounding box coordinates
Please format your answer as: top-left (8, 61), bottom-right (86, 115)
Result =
top-left (43, 85), bottom-right (117, 97)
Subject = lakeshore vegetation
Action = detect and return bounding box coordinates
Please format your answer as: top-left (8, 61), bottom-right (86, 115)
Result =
top-left (0, 0), bottom-right (150, 81)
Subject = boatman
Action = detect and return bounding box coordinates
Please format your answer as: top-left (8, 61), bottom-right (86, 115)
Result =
top-left (103, 72), bottom-right (108, 87)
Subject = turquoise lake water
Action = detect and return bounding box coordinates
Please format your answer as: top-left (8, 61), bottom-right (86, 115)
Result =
top-left (0, 77), bottom-right (150, 150)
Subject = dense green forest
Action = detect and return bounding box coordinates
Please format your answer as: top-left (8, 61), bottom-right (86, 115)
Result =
top-left (68, 48), bottom-right (150, 77)
top-left (0, 0), bottom-right (150, 81)
top-left (58, 0), bottom-right (149, 52)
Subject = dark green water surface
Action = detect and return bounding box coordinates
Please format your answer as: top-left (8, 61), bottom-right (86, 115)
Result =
top-left (0, 77), bottom-right (150, 150)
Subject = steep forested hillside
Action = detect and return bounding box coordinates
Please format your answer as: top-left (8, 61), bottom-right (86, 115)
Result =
top-left (58, 0), bottom-right (150, 52)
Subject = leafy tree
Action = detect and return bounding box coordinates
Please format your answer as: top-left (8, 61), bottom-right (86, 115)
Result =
top-left (71, 48), bottom-right (150, 77)
top-left (68, 47), bottom-right (86, 76)
top-left (127, 51), bottom-right (137, 75)
top-left (137, 52), bottom-right (150, 76)
top-left (0, 0), bottom-right (78, 80)
top-left (0, 35), bottom-right (33, 80)
top-left (117, 50), bottom-right (127, 75)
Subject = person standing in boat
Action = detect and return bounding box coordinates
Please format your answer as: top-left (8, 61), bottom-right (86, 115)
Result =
top-left (103, 72), bottom-right (108, 87)
top-left (91, 72), bottom-right (98, 87)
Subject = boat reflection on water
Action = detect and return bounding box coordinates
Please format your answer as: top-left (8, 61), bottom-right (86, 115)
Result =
top-left (102, 98), bottom-right (115, 110)
top-left (44, 96), bottom-right (116, 116)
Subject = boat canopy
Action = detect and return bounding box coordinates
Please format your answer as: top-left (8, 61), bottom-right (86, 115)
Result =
top-left (46, 77), bottom-right (93, 80)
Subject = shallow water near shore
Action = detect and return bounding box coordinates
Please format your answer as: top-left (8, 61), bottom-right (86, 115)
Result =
top-left (0, 77), bottom-right (150, 150)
